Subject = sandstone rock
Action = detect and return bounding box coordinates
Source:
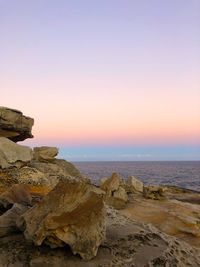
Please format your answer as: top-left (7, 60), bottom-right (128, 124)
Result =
top-left (106, 187), bottom-right (128, 209)
top-left (29, 159), bottom-right (84, 187)
top-left (0, 203), bottom-right (28, 237)
top-left (100, 172), bottom-right (121, 192)
top-left (0, 107), bottom-right (34, 142)
top-left (0, 137), bottom-right (33, 169)
top-left (0, 158), bottom-right (85, 190)
top-left (143, 185), bottom-right (166, 200)
top-left (1, 205), bottom-right (200, 266)
top-left (33, 147), bottom-right (58, 161)
top-left (120, 186), bottom-right (200, 248)
top-left (100, 177), bottom-right (107, 186)
top-left (20, 178), bottom-right (106, 260)
top-left (0, 184), bottom-right (32, 209)
top-left (100, 173), bottom-right (128, 209)
top-left (126, 175), bottom-right (143, 193)
top-left (16, 167), bottom-right (50, 186)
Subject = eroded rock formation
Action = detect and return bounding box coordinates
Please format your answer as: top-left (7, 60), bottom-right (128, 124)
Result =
top-left (0, 137), bottom-right (33, 169)
top-left (143, 185), bottom-right (166, 200)
top-left (126, 175), bottom-right (144, 193)
top-left (20, 178), bottom-right (106, 260)
top-left (0, 184), bottom-right (32, 209)
top-left (33, 146), bottom-right (58, 161)
top-left (100, 172), bottom-right (128, 209)
top-left (0, 107), bottom-right (34, 142)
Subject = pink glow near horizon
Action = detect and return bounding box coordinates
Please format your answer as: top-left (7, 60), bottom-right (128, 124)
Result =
top-left (2, 76), bottom-right (200, 146)
top-left (1, 1), bottom-right (200, 149)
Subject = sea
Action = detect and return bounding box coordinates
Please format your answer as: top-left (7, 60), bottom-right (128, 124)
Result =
top-left (74, 161), bottom-right (200, 192)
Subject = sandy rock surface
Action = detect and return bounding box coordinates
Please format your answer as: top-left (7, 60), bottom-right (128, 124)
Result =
top-left (121, 186), bottom-right (200, 248)
top-left (0, 207), bottom-right (200, 267)
top-left (20, 178), bottom-right (106, 260)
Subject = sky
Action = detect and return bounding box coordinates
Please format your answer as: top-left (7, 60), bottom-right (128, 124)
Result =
top-left (1, 0), bottom-right (200, 161)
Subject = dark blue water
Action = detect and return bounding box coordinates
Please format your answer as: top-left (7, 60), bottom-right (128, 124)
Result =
top-left (74, 161), bottom-right (200, 191)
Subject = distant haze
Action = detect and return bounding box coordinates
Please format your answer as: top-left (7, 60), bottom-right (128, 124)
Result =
top-left (1, 0), bottom-right (200, 160)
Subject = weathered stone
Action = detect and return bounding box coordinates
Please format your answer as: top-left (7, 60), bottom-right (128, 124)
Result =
top-left (33, 147), bottom-right (58, 161)
top-left (106, 187), bottom-right (128, 209)
top-left (100, 173), bottom-right (128, 209)
top-left (0, 107), bottom-right (34, 142)
top-left (16, 167), bottom-right (50, 186)
top-left (0, 184), bottom-right (32, 209)
top-left (1, 206), bottom-right (200, 267)
top-left (100, 172), bottom-right (120, 192)
top-left (31, 159), bottom-right (82, 179)
top-left (0, 158), bottom-right (85, 190)
top-left (143, 185), bottom-right (166, 200)
top-left (120, 186), bottom-right (200, 247)
top-left (29, 159), bottom-right (84, 187)
top-left (126, 176), bottom-right (143, 193)
top-left (0, 203), bottom-right (28, 237)
top-left (100, 177), bottom-right (107, 187)
top-left (0, 137), bottom-right (33, 169)
top-left (20, 178), bottom-right (106, 260)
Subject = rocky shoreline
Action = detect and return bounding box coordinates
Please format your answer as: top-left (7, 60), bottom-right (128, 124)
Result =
top-left (0, 107), bottom-right (200, 266)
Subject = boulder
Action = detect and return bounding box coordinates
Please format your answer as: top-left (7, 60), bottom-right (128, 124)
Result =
top-left (20, 178), bottom-right (106, 260)
top-left (0, 107), bottom-right (34, 142)
top-left (0, 203), bottom-right (28, 237)
top-left (33, 147), bottom-right (58, 161)
top-left (107, 187), bottom-right (128, 209)
top-left (0, 137), bottom-right (33, 169)
top-left (126, 176), bottom-right (143, 193)
top-left (143, 185), bottom-right (166, 200)
top-left (100, 172), bottom-right (121, 192)
top-left (0, 184), bottom-right (32, 209)
top-left (100, 173), bottom-right (128, 209)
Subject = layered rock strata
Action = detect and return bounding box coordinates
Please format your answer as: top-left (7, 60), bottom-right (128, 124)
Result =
top-left (0, 107), bottom-right (34, 142)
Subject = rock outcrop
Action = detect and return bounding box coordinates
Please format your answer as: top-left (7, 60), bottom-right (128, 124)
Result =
top-left (0, 203), bottom-right (28, 237)
top-left (0, 137), bottom-right (33, 169)
top-left (0, 107), bottom-right (34, 142)
top-left (20, 178), bottom-right (106, 260)
top-left (0, 184), bottom-right (32, 209)
top-left (29, 159), bottom-right (84, 187)
top-left (15, 167), bottom-right (49, 186)
top-left (121, 185), bottom-right (200, 248)
top-left (101, 173), bottom-right (128, 209)
top-left (143, 185), bottom-right (166, 200)
top-left (1, 206), bottom-right (200, 266)
top-left (33, 146), bottom-right (58, 161)
top-left (125, 175), bottom-right (143, 193)
top-left (1, 106), bottom-right (200, 266)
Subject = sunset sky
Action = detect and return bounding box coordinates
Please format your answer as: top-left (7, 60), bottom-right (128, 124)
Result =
top-left (1, 0), bottom-right (200, 160)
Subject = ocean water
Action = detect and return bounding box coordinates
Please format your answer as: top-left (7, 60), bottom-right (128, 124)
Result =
top-left (74, 161), bottom-right (200, 191)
